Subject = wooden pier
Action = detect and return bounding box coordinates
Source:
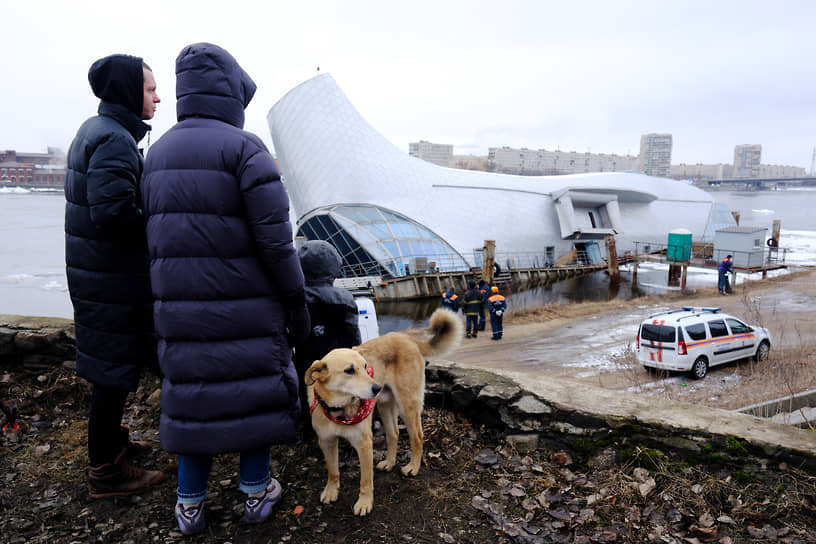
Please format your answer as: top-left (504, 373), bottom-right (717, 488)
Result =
top-left (365, 263), bottom-right (608, 301)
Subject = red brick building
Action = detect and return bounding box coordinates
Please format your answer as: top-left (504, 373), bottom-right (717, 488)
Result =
top-left (0, 148), bottom-right (66, 187)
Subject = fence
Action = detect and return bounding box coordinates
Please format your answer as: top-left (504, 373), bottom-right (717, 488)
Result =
top-left (630, 241), bottom-right (787, 268)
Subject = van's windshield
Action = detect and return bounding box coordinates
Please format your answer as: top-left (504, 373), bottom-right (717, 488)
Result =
top-left (640, 324), bottom-right (676, 343)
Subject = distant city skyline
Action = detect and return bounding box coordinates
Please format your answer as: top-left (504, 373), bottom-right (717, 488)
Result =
top-left (409, 136), bottom-right (808, 180)
top-left (3, 2), bottom-right (816, 169)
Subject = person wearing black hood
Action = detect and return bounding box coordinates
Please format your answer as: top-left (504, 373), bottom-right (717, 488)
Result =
top-left (64, 54), bottom-right (164, 498)
top-left (293, 240), bottom-right (362, 418)
top-left (141, 43), bottom-right (310, 535)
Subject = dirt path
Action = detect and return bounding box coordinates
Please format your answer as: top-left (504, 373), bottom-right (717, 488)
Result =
top-left (443, 268), bottom-right (816, 409)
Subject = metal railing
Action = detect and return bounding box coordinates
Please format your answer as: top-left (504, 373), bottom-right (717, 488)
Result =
top-left (630, 241), bottom-right (787, 267)
top-left (337, 249), bottom-right (601, 280)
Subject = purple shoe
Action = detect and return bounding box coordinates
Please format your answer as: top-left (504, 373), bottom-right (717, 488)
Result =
top-left (244, 479), bottom-right (282, 524)
top-left (175, 502), bottom-right (205, 536)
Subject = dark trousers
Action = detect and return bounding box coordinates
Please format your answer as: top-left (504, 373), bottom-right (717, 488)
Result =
top-left (88, 384), bottom-right (128, 466)
top-left (465, 315), bottom-right (479, 336)
top-left (490, 314), bottom-right (504, 339)
top-left (477, 308), bottom-right (486, 331)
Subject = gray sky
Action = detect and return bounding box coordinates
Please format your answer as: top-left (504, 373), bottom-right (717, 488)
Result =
top-left (3, 1), bottom-right (815, 168)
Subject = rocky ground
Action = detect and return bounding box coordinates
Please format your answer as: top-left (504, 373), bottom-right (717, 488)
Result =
top-left (2, 270), bottom-right (816, 543)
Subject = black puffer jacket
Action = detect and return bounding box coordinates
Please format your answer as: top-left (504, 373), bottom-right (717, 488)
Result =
top-left (64, 54), bottom-right (156, 391)
top-left (293, 241), bottom-right (361, 405)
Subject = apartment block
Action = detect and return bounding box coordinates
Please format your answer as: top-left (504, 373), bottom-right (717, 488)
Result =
top-left (638, 133), bottom-right (672, 177)
top-left (733, 144), bottom-right (762, 178)
top-left (487, 146), bottom-right (638, 175)
top-left (757, 163), bottom-right (806, 178)
top-left (408, 140), bottom-right (453, 167)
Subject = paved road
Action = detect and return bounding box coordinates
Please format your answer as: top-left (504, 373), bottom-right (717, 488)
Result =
top-left (441, 270), bottom-right (816, 403)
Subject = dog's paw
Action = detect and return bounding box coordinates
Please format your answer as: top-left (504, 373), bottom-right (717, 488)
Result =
top-left (320, 485), bottom-right (339, 504)
top-left (376, 459), bottom-right (395, 472)
top-left (401, 462), bottom-right (421, 477)
top-left (353, 496), bottom-right (373, 516)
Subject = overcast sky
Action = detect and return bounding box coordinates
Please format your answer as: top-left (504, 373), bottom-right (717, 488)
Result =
top-left (3, 1), bottom-right (815, 169)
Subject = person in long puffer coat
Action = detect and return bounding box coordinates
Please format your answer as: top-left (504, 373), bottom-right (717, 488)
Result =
top-left (64, 53), bottom-right (164, 498)
top-left (141, 43), bottom-right (310, 535)
top-left (292, 240), bottom-right (362, 419)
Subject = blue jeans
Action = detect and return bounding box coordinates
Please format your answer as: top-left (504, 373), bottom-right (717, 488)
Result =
top-left (177, 446), bottom-right (270, 504)
top-left (718, 271), bottom-right (730, 292)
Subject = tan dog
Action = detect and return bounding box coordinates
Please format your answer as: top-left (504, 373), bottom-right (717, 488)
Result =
top-left (304, 308), bottom-right (463, 515)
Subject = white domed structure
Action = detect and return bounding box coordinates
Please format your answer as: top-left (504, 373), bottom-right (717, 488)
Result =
top-left (268, 74), bottom-right (734, 279)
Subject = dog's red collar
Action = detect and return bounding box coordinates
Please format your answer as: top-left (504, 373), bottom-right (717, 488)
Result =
top-left (310, 366), bottom-right (377, 426)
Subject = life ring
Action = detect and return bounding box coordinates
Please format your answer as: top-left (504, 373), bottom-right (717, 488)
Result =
top-left (766, 238), bottom-right (778, 248)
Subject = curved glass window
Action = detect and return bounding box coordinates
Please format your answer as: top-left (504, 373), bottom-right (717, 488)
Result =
top-left (296, 204), bottom-right (468, 278)
top-left (703, 202), bottom-right (737, 241)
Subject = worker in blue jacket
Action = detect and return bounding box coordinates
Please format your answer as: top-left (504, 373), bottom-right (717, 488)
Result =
top-left (441, 286), bottom-right (459, 312)
top-left (718, 254), bottom-right (733, 295)
top-left (488, 286), bottom-right (507, 340)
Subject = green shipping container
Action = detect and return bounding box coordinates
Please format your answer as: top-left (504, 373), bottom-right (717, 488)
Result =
top-left (667, 229), bottom-right (692, 262)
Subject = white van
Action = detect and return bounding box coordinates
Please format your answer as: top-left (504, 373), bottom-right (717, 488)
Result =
top-left (354, 296), bottom-right (380, 343)
top-left (636, 307), bottom-right (771, 379)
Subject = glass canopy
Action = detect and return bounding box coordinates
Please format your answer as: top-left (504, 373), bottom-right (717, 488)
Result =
top-left (296, 204), bottom-right (468, 278)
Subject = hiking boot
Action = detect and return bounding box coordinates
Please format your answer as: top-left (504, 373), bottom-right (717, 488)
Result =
top-left (125, 438), bottom-right (153, 459)
top-left (175, 502), bottom-right (205, 536)
top-left (244, 479), bottom-right (282, 524)
top-left (87, 449), bottom-right (165, 499)
top-left (119, 426), bottom-right (153, 459)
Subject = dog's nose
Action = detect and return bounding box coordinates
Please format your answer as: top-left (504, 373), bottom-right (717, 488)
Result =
top-left (371, 384), bottom-right (382, 396)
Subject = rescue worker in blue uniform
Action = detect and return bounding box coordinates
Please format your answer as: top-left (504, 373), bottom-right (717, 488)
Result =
top-left (488, 286), bottom-right (507, 340)
top-left (477, 279), bottom-right (489, 331)
top-left (441, 286), bottom-right (460, 312)
top-left (718, 254), bottom-right (733, 295)
top-left (462, 280), bottom-right (483, 338)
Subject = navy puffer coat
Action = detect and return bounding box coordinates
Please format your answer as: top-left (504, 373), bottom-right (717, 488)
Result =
top-left (141, 43), bottom-right (305, 456)
top-left (64, 54), bottom-right (156, 391)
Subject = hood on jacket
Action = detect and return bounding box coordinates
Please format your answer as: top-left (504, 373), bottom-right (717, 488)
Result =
top-left (88, 54), bottom-right (145, 117)
top-left (298, 241), bottom-right (342, 285)
top-left (175, 42), bottom-right (256, 128)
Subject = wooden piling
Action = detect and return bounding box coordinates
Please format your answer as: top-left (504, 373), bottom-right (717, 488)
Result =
top-left (483, 240), bottom-right (496, 285)
top-left (605, 236), bottom-right (620, 284)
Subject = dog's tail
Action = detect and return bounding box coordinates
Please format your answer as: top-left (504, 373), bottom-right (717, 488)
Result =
top-left (418, 308), bottom-right (464, 358)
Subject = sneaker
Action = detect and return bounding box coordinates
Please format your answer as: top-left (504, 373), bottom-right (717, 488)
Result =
top-left (175, 502), bottom-right (205, 536)
top-left (244, 479), bottom-right (282, 524)
top-left (87, 449), bottom-right (165, 499)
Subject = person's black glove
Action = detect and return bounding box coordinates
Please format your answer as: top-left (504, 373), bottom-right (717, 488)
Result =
top-left (286, 304), bottom-right (311, 345)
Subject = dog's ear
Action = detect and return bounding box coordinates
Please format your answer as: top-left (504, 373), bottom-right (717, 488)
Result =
top-left (304, 360), bottom-right (329, 386)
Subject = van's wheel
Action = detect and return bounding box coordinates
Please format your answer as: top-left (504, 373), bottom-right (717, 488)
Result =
top-left (689, 357), bottom-right (708, 380)
top-left (755, 341), bottom-right (770, 362)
